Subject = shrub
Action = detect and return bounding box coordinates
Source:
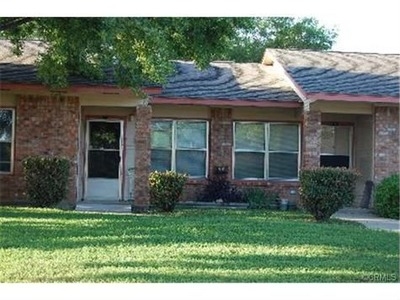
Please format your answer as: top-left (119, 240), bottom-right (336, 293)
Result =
top-left (149, 171), bottom-right (188, 212)
top-left (197, 175), bottom-right (244, 203)
top-left (243, 188), bottom-right (280, 209)
top-left (299, 167), bottom-right (359, 221)
top-left (374, 174), bottom-right (399, 219)
top-left (23, 156), bottom-right (70, 208)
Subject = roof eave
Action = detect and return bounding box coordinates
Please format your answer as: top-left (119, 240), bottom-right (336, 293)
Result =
top-left (0, 82), bottom-right (162, 96)
top-left (151, 96), bottom-right (302, 108)
top-left (307, 92), bottom-right (399, 104)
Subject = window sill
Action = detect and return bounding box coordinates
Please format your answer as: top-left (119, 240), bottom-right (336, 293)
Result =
top-left (186, 178), bottom-right (208, 185)
top-left (232, 179), bottom-right (299, 185)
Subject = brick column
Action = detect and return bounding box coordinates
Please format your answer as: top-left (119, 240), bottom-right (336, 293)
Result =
top-left (302, 110), bottom-right (321, 169)
top-left (132, 104), bottom-right (152, 212)
top-left (373, 106), bottom-right (399, 182)
top-left (209, 108), bottom-right (233, 179)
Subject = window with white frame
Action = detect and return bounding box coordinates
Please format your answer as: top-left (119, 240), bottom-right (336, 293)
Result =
top-left (0, 109), bottom-right (15, 173)
top-left (151, 120), bottom-right (208, 177)
top-left (234, 122), bottom-right (300, 180)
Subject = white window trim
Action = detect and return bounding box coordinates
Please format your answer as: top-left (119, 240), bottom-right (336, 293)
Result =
top-left (151, 119), bottom-right (209, 178)
top-left (233, 121), bottom-right (301, 181)
top-left (0, 108), bottom-right (15, 174)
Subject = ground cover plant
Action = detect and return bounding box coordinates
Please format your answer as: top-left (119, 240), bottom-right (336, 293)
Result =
top-left (0, 207), bottom-right (398, 283)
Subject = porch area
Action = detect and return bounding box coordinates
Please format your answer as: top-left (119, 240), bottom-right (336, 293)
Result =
top-left (76, 95), bottom-right (152, 211)
top-left (303, 102), bottom-right (399, 208)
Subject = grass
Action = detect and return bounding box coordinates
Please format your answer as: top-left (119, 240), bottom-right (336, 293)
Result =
top-left (0, 206), bottom-right (399, 283)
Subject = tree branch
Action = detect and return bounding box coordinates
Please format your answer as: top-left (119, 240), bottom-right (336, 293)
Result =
top-left (0, 17), bottom-right (34, 31)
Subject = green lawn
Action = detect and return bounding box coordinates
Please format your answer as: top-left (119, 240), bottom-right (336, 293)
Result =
top-left (0, 206), bottom-right (398, 283)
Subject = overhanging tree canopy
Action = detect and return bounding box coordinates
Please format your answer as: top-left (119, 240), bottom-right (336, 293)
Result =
top-left (0, 17), bottom-right (254, 90)
top-left (222, 17), bottom-right (338, 63)
top-left (0, 17), bottom-right (337, 90)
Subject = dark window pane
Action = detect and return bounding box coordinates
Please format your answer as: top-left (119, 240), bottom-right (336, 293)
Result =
top-left (0, 142), bottom-right (11, 162)
top-left (235, 123), bottom-right (265, 150)
top-left (0, 110), bottom-right (13, 143)
top-left (234, 152), bottom-right (264, 179)
top-left (88, 150), bottom-right (120, 178)
top-left (320, 155), bottom-right (349, 168)
top-left (176, 150), bottom-right (206, 177)
top-left (0, 162), bottom-right (11, 172)
top-left (269, 124), bottom-right (299, 151)
top-left (177, 121), bottom-right (207, 149)
top-left (151, 150), bottom-right (172, 172)
top-left (89, 122), bottom-right (120, 150)
top-left (151, 121), bottom-right (172, 149)
top-left (269, 153), bottom-right (298, 179)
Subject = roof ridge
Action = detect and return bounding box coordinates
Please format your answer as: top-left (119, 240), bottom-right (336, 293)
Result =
top-left (265, 47), bottom-right (400, 56)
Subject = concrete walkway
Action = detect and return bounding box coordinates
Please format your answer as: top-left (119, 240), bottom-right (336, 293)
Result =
top-left (333, 208), bottom-right (400, 233)
top-left (76, 201), bottom-right (131, 213)
top-left (75, 202), bottom-right (399, 233)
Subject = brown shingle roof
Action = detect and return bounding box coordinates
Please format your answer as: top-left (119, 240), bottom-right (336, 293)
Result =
top-left (263, 49), bottom-right (400, 98)
top-left (0, 40), bottom-right (301, 102)
top-left (160, 60), bottom-right (300, 101)
top-left (0, 40), bottom-right (119, 86)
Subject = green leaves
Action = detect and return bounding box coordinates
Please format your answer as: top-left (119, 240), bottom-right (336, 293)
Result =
top-left (243, 188), bottom-right (279, 209)
top-left (222, 17), bottom-right (338, 63)
top-left (22, 155), bottom-right (70, 207)
top-left (299, 167), bottom-right (359, 221)
top-left (374, 174), bottom-right (400, 219)
top-left (149, 170), bottom-right (188, 212)
top-left (1, 17), bottom-right (251, 89)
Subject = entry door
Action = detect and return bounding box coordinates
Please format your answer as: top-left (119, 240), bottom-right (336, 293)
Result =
top-left (86, 120), bottom-right (123, 201)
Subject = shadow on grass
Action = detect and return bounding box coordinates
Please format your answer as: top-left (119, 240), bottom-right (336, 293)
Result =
top-left (0, 206), bottom-right (398, 254)
top-left (1, 206), bottom-right (399, 283)
top-left (79, 252), bottom-right (399, 283)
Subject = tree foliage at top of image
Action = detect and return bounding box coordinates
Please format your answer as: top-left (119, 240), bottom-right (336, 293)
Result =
top-left (0, 17), bottom-right (254, 90)
top-left (0, 17), bottom-right (337, 90)
top-left (222, 17), bottom-right (338, 62)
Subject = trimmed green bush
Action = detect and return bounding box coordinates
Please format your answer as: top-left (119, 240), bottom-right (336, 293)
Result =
top-left (23, 156), bottom-right (70, 208)
top-left (149, 171), bottom-right (188, 212)
top-left (243, 188), bottom-right (279, 209)
top-left (374, 174), bottom-right (399, 219)
top-left (299, 167), bottom-right (359, 221)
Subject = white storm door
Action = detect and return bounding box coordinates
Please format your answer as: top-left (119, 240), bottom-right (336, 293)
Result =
top-left (86, 120), bottom-right (123, 201)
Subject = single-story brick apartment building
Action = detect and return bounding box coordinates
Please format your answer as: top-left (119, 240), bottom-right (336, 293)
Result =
top-left (0, 40), bottom-right (399, 210)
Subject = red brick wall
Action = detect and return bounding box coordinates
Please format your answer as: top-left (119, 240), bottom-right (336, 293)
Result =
top-left (373, 106), bottom-right (399, 182)
top-left (181, 180), bottom-right (300, 203)
top-left (181, 179), bottom-right (207, 201)
top-left (233, 180), bottom-right (300, 203)
top-left (0, 94), bottom-right (80, 205)
top-left (302, 110), bottom-right (321, 168)
top-left (133, 104), bottom-right (152, 211)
